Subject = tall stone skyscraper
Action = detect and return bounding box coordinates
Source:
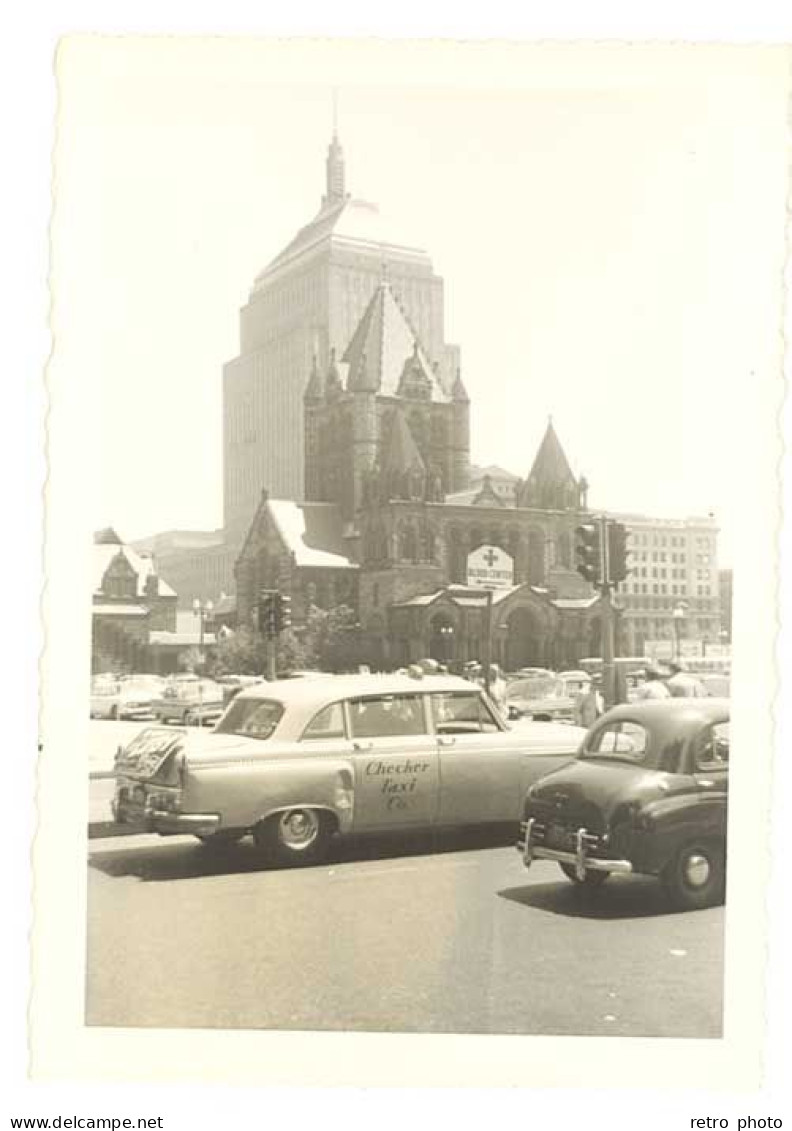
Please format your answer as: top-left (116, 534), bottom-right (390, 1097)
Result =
top-left (222, 131), bottom-right (459, 538)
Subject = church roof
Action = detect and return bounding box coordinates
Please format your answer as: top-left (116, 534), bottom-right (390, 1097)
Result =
top-left (381, 407), bottom-right (426, 475)
top-left (93, 543), bottom-right (176, 599)
top-left (525, 420), bottom-right (577, 488)
top-left (253, 198), bottom-right (431, 293)
top-left (268, 500), bottom-right (357, 570)
top-left (94, 526), bottom-right (123, 545)
top-left (342, 281), bottom-right (448, 402)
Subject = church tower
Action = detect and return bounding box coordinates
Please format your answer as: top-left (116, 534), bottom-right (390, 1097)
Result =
top-left (303, 277), bottom-right (459, 527)
top-left (516, 418), bottom-right (586, 511)
top-left (222, 129), bottom-right (460, 540)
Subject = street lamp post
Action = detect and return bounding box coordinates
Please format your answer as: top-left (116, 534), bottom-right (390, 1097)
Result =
top-left (192, 597), bottom-right (214, 650)
top-left (672, 602), bottom-right (687, 663)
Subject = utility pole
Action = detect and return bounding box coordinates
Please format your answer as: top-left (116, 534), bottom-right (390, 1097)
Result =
top-left (576, 516), bottom-right (628, 709)
top-left (482, 588), bottom-right (494, 695)
top-left (598, 515), bottom-right (615, 708)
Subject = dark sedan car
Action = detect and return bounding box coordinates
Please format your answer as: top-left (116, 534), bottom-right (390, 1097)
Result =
top-left (517, 698), bottom-right (729, 910)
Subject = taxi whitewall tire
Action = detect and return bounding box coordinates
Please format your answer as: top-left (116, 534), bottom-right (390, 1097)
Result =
top-left (663, 840), bottom-right (725, 911)
top-left (254, 808), bottom-right (334, 867)
top-left (559, 862), bottom-right (610, 888)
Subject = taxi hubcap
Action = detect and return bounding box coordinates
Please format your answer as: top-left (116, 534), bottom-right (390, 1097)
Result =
top-left (685, 853), bottom-right (711, 888)
top-left (280, 809), bottom-right (319, 850)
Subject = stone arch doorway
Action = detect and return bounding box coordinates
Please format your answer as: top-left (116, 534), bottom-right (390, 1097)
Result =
top-left (429, 611), bottom-right (457, 664)
top-left (503, 605), bottom-right (546, 671)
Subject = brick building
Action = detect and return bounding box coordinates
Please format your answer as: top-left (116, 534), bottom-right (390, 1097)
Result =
top-left (92, 528), bottom-right (177, 672)
top-left (235, 282), bottom-right (608, 671)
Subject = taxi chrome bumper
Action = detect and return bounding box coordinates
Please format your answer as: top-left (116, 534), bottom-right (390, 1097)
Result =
top-left (517, 818), bottom-right (633, 880)
top-left (145, 810), bottom-right (221, 836)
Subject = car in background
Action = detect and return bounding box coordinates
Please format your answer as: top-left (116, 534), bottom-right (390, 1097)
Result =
top-left (556, 670), bottom-right (592, 698)
top-left (152, 678), bottom-right (226, 726)
top-left (113, 672), bottom-right (586, 865)
top-left (504, 673), bottom-right (576, 723)
top-left (518, 698), bottom-right (729, 910)
top-left (697, 673), bottom-right (730, 698)
top-left (217, 674), bottom-right (267, 706)
top-left (90, 675), bottom-right (165, 720)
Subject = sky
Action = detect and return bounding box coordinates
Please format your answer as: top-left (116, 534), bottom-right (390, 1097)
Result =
top-left (52, 40), bottom-right (790, 565)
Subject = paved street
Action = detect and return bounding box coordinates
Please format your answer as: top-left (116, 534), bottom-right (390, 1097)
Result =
top-left (86, 828), bottom-right (724, 1037)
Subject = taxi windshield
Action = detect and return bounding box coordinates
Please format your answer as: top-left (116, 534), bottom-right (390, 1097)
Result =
top-left (214, 697), bottom-right (284, 739)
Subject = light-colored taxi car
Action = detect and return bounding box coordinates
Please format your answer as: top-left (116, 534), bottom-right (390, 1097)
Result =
top-left (112, 673), bottom-right (585, 866)
top-left (90, 675), bottom-right (164, 720)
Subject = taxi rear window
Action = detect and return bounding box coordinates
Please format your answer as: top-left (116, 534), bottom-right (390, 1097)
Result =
top-left (215, 697), bottom-right (284, 739)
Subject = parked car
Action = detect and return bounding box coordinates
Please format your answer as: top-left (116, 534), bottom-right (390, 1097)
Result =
top-left (504, 674), bottom-right (576, 723)
top-left (517, 698), bottom-right (729, 910)
top-left (90, 676), bottom-right (163, 720)
top-left (113, 672), bottom-right (586, 865)
top-left (217, 674), bottom-right (267, 705)
top-left (556, 670), bottom-right (592, 698)
top-left (151, 679), bottom-right (225, 726)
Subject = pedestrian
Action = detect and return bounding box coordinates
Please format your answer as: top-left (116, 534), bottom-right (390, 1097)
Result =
top-left (487, 664), bottom-right (507, 708)
top-left (664, 661), bottom-right (706, 698)
top-left (575, 675), bottom-right (604, 727)
top-left (636, 664), bottom-right (672, 700)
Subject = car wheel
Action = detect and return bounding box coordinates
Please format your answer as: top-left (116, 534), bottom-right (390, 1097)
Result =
top-left (663, 841), bottom-right (725, 911)
top-left (559, 862), bottom-right (610, 887)
top-left (183, 709), bottom-right (199, 726)
top-left (253, 808), bottom-right (333, 867)
top-left (109, 705), bottom-right (119, 720)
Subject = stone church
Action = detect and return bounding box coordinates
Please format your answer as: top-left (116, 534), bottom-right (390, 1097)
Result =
top-left (235, 274), bottom-right (607, 671)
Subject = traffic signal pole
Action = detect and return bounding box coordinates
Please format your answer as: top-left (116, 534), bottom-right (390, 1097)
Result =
top-left (598, 516), bottom-right (616, 708)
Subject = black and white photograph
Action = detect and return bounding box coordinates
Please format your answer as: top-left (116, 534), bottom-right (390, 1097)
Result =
top-left (29, 35), bottom-right (787, 1088)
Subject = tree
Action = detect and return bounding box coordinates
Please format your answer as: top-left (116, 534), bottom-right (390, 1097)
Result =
top-left (206, 604), bottom-right (362, 678)
top-left (177, 645), bottom-right (207, 675)
top-left (305, 603), bottom-right (362, 672)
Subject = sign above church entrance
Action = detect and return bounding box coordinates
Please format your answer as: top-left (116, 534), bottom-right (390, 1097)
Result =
top-left (466, 544), bottom-right (514, 590)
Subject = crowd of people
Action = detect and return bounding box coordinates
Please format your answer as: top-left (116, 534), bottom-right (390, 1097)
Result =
top-left (573, 660), bottom-right (708, 726)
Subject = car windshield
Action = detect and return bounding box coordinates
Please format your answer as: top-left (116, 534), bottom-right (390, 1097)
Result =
top-left (214, 697), bottom-right (285, 739)
top-left (506, 677), bottom-right (562, 700)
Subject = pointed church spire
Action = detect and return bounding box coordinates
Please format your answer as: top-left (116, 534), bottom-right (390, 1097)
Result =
top-left (382, 408), bottom-right (425, 475)
top-left (517, 418), bottom-right (579, 511)
top-left (325, 347), bottom-right (344, 397)
top-left (451, 367), bottom-right (469, 403)
top-left (304, 352), bottom-right (324, 402)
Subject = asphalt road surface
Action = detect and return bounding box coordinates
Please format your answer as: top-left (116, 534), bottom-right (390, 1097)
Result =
top-left (86, 827), bottom-right (724, 1037)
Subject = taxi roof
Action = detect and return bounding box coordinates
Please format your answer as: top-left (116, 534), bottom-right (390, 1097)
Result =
top-left (235, 672), bottom-right (478, 707)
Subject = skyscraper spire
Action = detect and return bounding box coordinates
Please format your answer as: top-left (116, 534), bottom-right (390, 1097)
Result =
top-left (322, 91), bottom-right (346, 207)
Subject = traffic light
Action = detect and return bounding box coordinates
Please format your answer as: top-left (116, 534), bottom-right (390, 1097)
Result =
top-left (575, 523), bottom-right (601, 585)
top-left (607, 522), bottom-right (629, 584)
top-left (257, 590), bottom-right (275, 636)
top-left (273, 593), bottom-right (292, 634)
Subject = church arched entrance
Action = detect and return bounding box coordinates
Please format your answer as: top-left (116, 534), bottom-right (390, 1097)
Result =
top-left (429, 611), bottom-right (456, 664)
top-left (504, 606), bottom-right (546, 671)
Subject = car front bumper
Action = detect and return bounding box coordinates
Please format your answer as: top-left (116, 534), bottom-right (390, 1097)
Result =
top-left (517, 818), bottom-right (633, 879)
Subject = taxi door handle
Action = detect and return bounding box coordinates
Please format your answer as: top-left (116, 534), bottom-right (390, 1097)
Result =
top-left (352, 740), bottom-right (373, 752)
top-left (698, 779), bottom-right (715, 788)
top-left (438, 735), bottom-right (456, 746)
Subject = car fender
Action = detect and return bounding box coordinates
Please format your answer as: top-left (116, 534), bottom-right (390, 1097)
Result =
top-left (633, 791), bottom-right (727, 874)
top-left (184, 756), bottom-right (356, 834)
